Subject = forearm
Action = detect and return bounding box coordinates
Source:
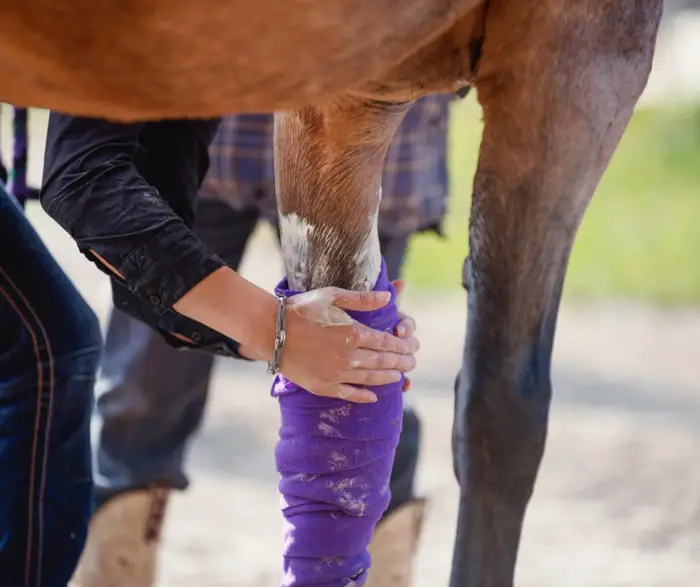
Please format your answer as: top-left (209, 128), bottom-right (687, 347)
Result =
top-left (68, 210), bottom-right (277, 357)
top-left (172, 265), bottom-right (277, 360)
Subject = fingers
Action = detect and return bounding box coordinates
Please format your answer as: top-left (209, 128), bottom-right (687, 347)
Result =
top-left (349, 348), bottom-right (416, 373)
top-left (400, 332), bottom-right (419, 353)
top-left (341, 369), bottom-right (402, 387)
top-left (331, 281), bottom-right (405, 311)
top-left (394, 312), bottom-right (416, 338)
top-left (354, 323), bottom-right (419, 355)
top-left (329, 384), bottom-right (378, 404)
top-left (388, 280), bottom-right (416, 338)
top-left (313, 374), bottom-right (411, 404)
top-left (330, 288), bottom-right (391, 312)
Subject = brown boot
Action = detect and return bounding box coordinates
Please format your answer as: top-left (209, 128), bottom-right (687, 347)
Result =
top-left (365, 498), bottom-right (427, 587)
top-left (70, 487), bottom-right (170, 587)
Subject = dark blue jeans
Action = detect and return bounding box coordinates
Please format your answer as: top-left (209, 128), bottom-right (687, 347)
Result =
top-left (0, 186), bottom-right (102, 587)
top-left (95, 199), bottom-right (421, 517)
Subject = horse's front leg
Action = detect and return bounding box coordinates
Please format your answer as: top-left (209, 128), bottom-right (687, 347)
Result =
top-left (450, 2), bottom-right (662, 586)
top-left (273, 97), bottom-right (411, 586)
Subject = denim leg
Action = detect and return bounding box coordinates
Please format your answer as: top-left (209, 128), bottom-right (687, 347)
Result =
top-left (0, 188), bottom-right (102, 587)
top-left (94, 201), bottom-right (260, 508)
top-left (379, 234), bottom-right (422, 516)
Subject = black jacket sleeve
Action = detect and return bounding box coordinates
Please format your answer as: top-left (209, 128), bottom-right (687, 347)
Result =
top-left (40, 114), bottom-right (247, 359)
top-left (41, 113), bottom-right (224, 316)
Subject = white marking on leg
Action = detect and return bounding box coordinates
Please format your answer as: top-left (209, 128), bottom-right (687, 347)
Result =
top-left (279, 212), bottom-right (315, 289)
top-left (278, 208), bottom-right (381, 292)
top-left (353, 210), bottom-right (381, 291)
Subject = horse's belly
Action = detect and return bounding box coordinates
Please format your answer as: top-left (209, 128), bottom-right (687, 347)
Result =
top-left (0, 0), bottom-right (475, 120)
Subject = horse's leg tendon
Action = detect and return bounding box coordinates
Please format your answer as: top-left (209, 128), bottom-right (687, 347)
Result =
top-left (450, 2), bottom-right (662, 586)
top-left (273, 97), bottom-right (411, 586)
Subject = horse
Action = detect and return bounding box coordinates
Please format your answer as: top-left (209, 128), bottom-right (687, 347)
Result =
top-left (0, 0), bottom-right (663, 585)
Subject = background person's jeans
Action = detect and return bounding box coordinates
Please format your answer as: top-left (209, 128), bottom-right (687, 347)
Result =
top-left (94, 199), bottom-right (421, 516)
top-left (0, 187), bottom-right (102, 587)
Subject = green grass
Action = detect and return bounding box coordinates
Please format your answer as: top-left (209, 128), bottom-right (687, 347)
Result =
top-left (404, 96), bottom-right (700, 305)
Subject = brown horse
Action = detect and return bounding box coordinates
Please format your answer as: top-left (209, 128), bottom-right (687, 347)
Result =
top-left (2, 0), bottom-right (663, 585)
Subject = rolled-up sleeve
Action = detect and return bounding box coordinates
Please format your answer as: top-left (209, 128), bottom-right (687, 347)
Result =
top-left (41, 114), bottom-right (224, 315)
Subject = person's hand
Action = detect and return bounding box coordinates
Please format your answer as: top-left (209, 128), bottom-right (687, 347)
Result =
top-left (280, 283), bottom-right (419, 403)
top-left (392, 279), bottom-right (416, 393)
top-left (172, 266), bottom-right (419, 402)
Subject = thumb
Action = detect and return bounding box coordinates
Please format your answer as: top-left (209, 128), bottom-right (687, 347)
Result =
top-left (331, 289), bottom-right (391, 312)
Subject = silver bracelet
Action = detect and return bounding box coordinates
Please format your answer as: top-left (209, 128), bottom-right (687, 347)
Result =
top-left (267, 291), bottom-right (287, 375)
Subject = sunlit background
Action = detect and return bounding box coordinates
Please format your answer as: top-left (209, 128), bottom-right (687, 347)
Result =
top-left (2, 6), bottom-right (699, 586)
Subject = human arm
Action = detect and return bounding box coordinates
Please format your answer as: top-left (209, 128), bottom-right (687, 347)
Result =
top-left (41, 113), bottom-right (224, 316)
top-left (41, 113), bottom-right (418, 401)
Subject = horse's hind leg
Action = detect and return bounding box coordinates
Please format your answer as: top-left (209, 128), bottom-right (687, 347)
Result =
top-left (450, 2), bottom-right (662, 586)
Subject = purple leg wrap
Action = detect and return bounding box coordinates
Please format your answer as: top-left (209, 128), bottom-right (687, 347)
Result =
top-left (271, 260), bottom-right (404, 587)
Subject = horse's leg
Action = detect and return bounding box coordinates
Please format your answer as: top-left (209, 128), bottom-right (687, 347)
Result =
top-left (450, 2), bottom-right (662, 586)
top-left (275, 98), bottom-right (410, 291)
top-left (273, 97), bottom-right (412, 586)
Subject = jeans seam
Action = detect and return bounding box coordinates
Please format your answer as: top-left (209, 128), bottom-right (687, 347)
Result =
top-left (0, 267), bottom-right (55, 587)
top-left (46, 345), bottom-right (103, 368)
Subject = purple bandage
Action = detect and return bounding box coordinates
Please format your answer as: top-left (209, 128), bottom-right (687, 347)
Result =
top-left (271, 260), bottom-right (404, 586)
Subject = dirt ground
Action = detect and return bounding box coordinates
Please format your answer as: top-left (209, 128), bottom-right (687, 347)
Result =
top-left (4, 104), bottom-right (700, 586)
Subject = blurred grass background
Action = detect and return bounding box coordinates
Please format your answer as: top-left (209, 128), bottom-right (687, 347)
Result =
top-left (404, 95), bottom-right (700, 305)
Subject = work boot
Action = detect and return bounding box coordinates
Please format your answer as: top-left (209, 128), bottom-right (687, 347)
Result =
top-left (365, 498), bottom-right (427, 587)
top-left (70, 487), bottom-right (170, 587)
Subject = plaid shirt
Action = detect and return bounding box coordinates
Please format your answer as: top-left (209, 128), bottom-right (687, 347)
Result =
top-left (199, 95), bottom-right (452, 238)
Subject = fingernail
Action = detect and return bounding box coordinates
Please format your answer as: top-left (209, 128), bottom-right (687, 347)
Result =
top-left (365, 392), bottom-right (378, 403)
top-left (396, 325), bottom-right (406, 337)
top-left (377, 292), bottom-right (391, 302)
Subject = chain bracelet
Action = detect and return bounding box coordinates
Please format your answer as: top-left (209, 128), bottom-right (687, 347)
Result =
top-left (267, 291), bottom-right (287, 375)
